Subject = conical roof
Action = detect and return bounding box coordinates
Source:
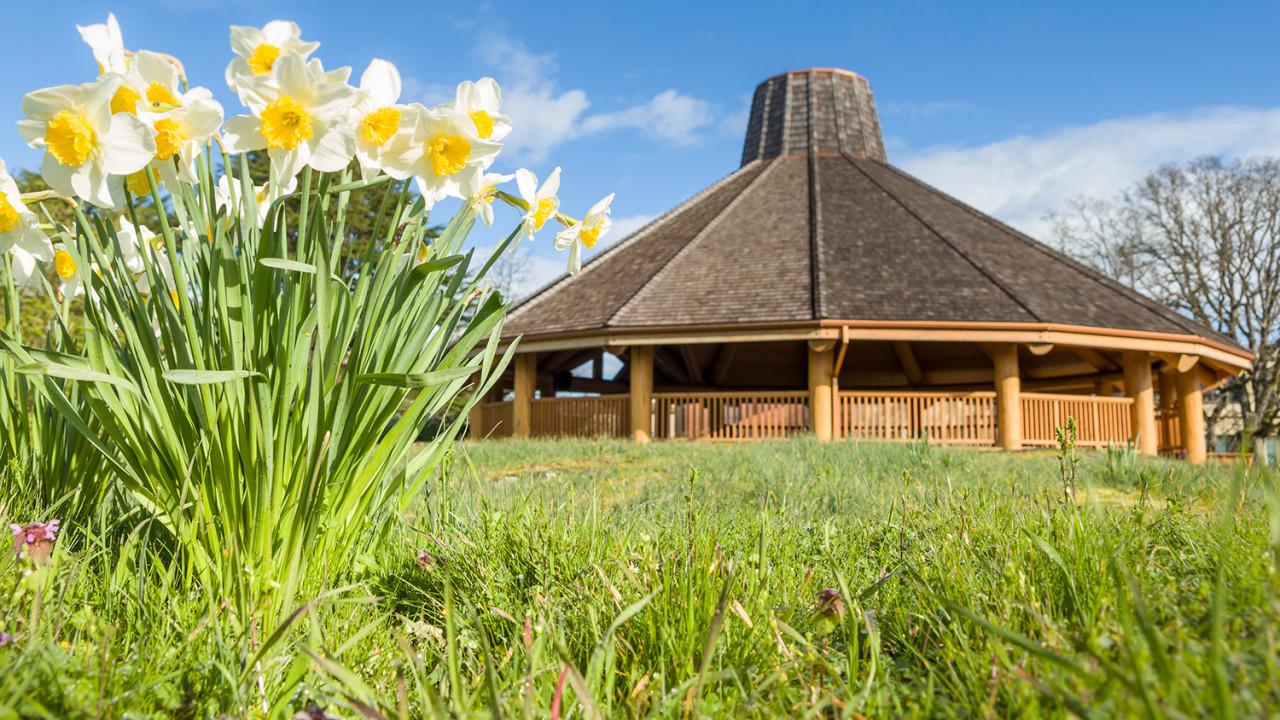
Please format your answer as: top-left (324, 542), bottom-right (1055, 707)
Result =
top-left (505, 69), bottom-right (1242, 354)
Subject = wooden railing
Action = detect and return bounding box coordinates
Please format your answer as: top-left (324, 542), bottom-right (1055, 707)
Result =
top-left (1157, 407), bottom-right (1182, 453)
top-left (477, 390), bottom-right (1142, 449)
top-left (531, 394), bottom-right (630, 438)
top-left (476, 400), bottom-right (513, 438)
top-left (1021, 393), bottom-right (1132, 448)
top-left (651, 392), bottom-right (808, 440)
top-left (837, 391), bottom-right (997, 445)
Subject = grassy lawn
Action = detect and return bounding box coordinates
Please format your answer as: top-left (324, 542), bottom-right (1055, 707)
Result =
top-left (3, 438), bottom-right (1278, 717)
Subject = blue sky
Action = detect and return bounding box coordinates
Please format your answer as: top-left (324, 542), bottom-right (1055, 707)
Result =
top-left (5, 0), bottom-right (1280, 292)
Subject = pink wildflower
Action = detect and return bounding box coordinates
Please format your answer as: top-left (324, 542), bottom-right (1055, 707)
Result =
top-left (416, 549), bottom-right (436, 572)
top-left (10, 519), bottom-right (60, 565)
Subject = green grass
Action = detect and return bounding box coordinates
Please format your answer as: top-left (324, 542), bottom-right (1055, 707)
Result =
top-left (2, 438), bottom-right (1278, 718)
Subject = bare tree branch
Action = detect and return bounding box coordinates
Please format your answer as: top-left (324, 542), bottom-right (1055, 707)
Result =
top-left (1049, 155), bottom-right (1280, 443)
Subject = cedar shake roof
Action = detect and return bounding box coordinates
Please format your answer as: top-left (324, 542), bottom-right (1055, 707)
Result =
top-left (505, 69), bottom-right (1241, 351)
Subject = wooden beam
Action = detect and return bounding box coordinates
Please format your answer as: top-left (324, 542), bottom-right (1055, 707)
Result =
top-left (497, 321), bottom-right (1252, 372)
top-left (1027, 342), bottom-right (1054, 356)
top-left (1122, 351), bottom-right (1158, 456)
top-left (630, 346), bottom-right (653, 443)
top-left (1021, 358), bottom-right (1099, 379)
top-left (543, 348), bottom-right (597, 375)
top-left (678, 345), bottom-right (704, 385)
top-left (808, 339), bottom-right (837, 353)
top-left (1068, 346), bottom-right (1117, 371)
top-left (832, 326), bottom-right (851, 377)
top-left (1028, 371), bottom-right (1124, 393)
top-left (993, 343), bottom-right (1021, 450)
top-left (652, 347), bottom-right (690, 385)
top-left (538, 349), bottom-right (579, 373)
top-left (892, 341), bottom-right (926, 385)
top-left (709, 343), bottom-right (738, 386)
top-left (1154, 352), bottom-right (1200, 374)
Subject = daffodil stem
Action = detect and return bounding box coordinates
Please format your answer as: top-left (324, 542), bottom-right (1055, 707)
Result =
top-left (495, 190), bottom-right (579, 228)
top-left (19, 191), bottom-right (76, 208)
top-left (298, 167), bottom-right (313, 261)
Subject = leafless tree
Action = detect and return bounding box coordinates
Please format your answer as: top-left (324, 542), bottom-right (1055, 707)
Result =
top-left (487, 245), bottom-right (534, 299)
top-left (1049, 156), bottom-right (1280, 449)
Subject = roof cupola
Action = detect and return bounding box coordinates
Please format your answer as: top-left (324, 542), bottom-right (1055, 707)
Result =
top-left (741, 68), bottom-right (886, 165)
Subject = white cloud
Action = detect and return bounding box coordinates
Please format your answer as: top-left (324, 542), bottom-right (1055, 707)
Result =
top-left (897, 106), bottom-right (1280, 239)
top-left (475, 33), bottom-right (591, 162)
top-left (608, 214), bottom-right (656, 241)
top-left (473, 33), bottom-right (718, 162)
top-left (580, 90), bottom-right (716, 145)
top-left (400, 75), bottom-right (453, 108)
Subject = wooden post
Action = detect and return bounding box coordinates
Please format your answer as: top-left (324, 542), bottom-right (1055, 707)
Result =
top-left (1158, 370), bottom-right (1177, 451)
top-left (1176, 363), bottom-right (1207, 464)
top-left (630, 346), bottom-right (654, 443)
top-left (808, 342), bottom-right (835, 442)
top-left (993, 344), bottom-right (1021, 450)
top-left (1122, 351), bottom-right (1158, 456)
top-left (468, 376), bottom-right (488, 439)
top-left (512, 353), bottom-right (536, 438)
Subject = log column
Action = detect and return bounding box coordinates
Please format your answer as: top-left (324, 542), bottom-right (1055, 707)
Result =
top-left (1158, 370), bottom-right (1177, 451)
top-left (993, 344), bottom-right (1022, 450)
top-left (808, 341), bottom-right (835, 442)
top-left (1122, 351), bottom-right (1158, 456)
top-left (630, 346), bottom-right (654, 443)
top-left (512, 353), bottom-right (537, 438)
top-left (468, 376), bottom-right (489, 439)
top-left (1176, 362), bottom-right (1207, 464)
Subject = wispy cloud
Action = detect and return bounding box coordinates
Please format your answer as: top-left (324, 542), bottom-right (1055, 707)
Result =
top-left (897, 106), bottom-right (1280, 239)
top-left (463, 32), bottom-right (720, 162)
top-left (608, 214), bottom-right (656, 242)
top-left (580, 90), bottom-right (716, 145)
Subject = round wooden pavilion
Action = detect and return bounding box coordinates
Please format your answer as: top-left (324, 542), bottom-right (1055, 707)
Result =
top-left (471, 69), bottom-right (1253, 462)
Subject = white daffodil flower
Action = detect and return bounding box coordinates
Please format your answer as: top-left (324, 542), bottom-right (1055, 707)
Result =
top-left (7, 244), bottom-right (45, 288)
top-left (18, 76), bottom-right (156, 210)
top-left (114, 51), bottom-right (225, 189)
top-left (51, 243), bottom-right (86, 299)
top-left (223, 52), bottom-right (357, 187)
top-left (117, 222), bottom-right (174, 296)
top-left (226, 20), bottom-right (319, 94)
top-left (453, 78), bottom-right (511, 146)
top-left (77, 13), bottom-right (128, 75)
top-left (0, 158), bottom-right (55, 280)
top-left (115, 220), bottom-right (153, 275)
top-left (470, 172), bottom-right (514, 227)
top-left (555, 193), bottom-right (614, 274)
top-left (380, 104), bottom-right (501, 209)
top-left (215, 174), bottom-right (297, 229)
top-left (349, 59), bottom-right (404, 182)
top-left (515, 167), bottom-right (561, 241)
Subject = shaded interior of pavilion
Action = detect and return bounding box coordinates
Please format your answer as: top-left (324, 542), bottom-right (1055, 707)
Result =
top-left (470, 334), bottom-right (1235, 462)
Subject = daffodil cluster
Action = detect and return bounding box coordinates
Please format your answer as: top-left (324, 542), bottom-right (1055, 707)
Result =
top-left (3, 14), bottom-right (616, 303)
